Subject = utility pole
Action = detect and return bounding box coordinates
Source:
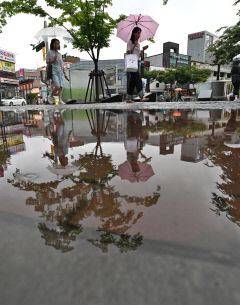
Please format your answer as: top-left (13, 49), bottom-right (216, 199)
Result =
top-left (115, 65), bottom-right (118, 94)
top-left (43, 20), bottom-right (48, 53)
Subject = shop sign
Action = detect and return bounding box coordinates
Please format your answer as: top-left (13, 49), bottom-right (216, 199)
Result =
top-left (0, 49), bottom-right (16, 63)
top-left (0, 60), bottom-right (15, 73)
top-left (0, 77), bottom-right (19, 85)
top-left (188, 32), bottom-right (205, 40)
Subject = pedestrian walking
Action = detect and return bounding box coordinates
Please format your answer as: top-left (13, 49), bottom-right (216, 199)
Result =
top-left (231, 60), bottom-right (240, 101)
top-left (126, 27), bottom-right (149, 103)
top-left (177, 90), bottom-right (183, 102)
top-left (46, 38), bottom-right (69, 105)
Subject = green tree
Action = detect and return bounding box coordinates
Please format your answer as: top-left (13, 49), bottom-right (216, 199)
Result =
top-left (207, 23), bottom-right (240, 80)
top-left (175, 65), bottom-right (191, 85)
top-left (207, 1), bottom-right (240, 80)
top-left (164, 69), bottom-right (176, 88)
top-left (190, 65), bottom-right (211, 86)
top-left (0, 0), bottom-right (124, 100)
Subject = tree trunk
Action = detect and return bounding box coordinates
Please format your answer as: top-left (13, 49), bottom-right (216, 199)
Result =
top-left (94, 60), bottom-right (99, 102)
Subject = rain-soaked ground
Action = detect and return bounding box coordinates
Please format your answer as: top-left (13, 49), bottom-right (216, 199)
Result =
top-left (1, 107), bottom-right (240, 304)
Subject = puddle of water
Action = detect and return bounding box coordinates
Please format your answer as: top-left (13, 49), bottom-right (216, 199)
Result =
top-left (0, 108), bottom-right (240, 254)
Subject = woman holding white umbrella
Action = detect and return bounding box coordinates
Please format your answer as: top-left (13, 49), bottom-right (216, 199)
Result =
top-left (46, 38), bottom-right (69, 104)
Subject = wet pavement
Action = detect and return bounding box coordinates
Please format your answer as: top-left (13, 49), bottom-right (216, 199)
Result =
top-left (1, 107), bottom-right (240, 304)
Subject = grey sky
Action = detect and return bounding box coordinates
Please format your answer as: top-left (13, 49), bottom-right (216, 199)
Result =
top-left (0, 0), bottom-right (238, 70)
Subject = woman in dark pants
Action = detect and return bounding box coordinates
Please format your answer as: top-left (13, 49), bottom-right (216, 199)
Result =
top-left (231, 60), bottom-right (240, 101)
top-left (126, 27), bottom-right (149, 103)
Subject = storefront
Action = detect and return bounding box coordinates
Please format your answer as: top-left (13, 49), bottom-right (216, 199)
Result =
top-left (0, 49), bottom-right (19, 99)
top-left (0, 77), bottom-right (19, 99)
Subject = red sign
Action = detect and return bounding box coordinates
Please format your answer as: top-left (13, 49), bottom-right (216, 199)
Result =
top-left (188, 32), bottom-right (205, 40)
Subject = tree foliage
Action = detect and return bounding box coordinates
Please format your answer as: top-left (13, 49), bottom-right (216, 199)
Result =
top-left (207, 23), bottom-right (240, 66)
top-left (206, 1), bottom-right (240, 79)
top-left (144, 65), bottom-right (211, 86)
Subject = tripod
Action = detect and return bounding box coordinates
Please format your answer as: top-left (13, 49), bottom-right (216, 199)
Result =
top-left (84, 70), bottom-right (111, 103)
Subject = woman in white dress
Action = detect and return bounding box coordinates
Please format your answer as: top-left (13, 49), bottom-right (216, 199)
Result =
top-left (46, 38), bottom-right (69, 104)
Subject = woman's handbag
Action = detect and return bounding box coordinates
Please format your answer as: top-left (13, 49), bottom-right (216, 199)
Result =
top-left (46, 64), bottom-right (52, 80)
top-left (125, 54), bottom-right (139, 72)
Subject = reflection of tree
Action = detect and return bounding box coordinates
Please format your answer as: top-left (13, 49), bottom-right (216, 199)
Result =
top-left (205, 134), bottom-right (240, 226)
top-left (88, 231), bottom-right (143, 253)
top-left (8, 167), bottom-right (160, 252)
top-left (7, 109), bottom-right (160, 252)
top-left (72, 153), bottom-right (118, 185)
top-left (143, 119), bottom-right (206, 136)
top-left (38, 223), bottom-right (82, 253)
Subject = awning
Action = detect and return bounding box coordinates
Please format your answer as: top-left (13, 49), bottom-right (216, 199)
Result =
top-left (0, 77), bottom-right (19, 85)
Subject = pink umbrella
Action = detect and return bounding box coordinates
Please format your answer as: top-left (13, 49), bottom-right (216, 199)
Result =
top-left (118, 161), bottom-right (154, 183)
top-left (117, 14), bottom-right (159, 43)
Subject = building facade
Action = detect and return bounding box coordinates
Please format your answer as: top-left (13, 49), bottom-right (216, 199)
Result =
top-left (16, 68), bottom-right (47, 101)
top-left (0, 49), bottom-right (19, 99)
top-left (146, 42), bottom-right (191, 68)
top-left (187, 31), bottom-right (218, 63)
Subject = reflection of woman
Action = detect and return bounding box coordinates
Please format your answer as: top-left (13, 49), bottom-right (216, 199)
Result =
top-left (124, 111), bottom-right (147, 172)
top-left (224, 110), bottom-right (240, 148)
top-left (46, 39), bottom-right (69, 105)
top-left (44, 111), bottom-right (72, 166)
top-left (231, 60), bottom-right (240, 101)
top-left (126, 27), bottom-right (149, 103)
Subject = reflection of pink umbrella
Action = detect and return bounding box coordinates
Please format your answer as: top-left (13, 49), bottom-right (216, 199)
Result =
top-left (117, 14), bottom-right (159, 43)
top-left (118, 161), bottom-right (154, 183)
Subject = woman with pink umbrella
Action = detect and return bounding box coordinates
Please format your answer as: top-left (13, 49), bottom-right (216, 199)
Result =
top-left (117, 14), bottom-right (159, 103)
top-left (126, 27), bottom-right (149, 103)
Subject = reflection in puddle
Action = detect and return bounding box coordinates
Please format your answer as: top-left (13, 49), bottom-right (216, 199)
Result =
top-left (1, 108), bottom-right (240, 254)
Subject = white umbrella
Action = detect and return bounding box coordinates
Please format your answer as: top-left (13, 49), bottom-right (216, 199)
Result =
top-left (47, 164), bottom-right (78, 176)
top-left (233, 54), bottom-right (240, 61)
top-left (35, 27), bottom-right (73, 42)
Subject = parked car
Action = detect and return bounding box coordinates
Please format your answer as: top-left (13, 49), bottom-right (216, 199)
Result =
top-left (0, 96), bottom-right (27, 106)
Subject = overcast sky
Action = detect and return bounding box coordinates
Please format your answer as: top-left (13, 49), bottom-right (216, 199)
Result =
top-left (0, 0), bottom-right (238, 70)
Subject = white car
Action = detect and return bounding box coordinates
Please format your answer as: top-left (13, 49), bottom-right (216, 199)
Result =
top-left (1, 96), bottom-right (27, 106)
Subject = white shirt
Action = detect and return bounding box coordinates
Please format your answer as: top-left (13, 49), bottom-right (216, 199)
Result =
top-left (127, 40), bottom-right (141, 57)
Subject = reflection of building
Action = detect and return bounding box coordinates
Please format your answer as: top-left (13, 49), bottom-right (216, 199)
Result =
top-left (0, 48), bottom-right (19, 99)
top-left (0, 111), bottom-right (26, 177)
top-left (159, 134), bottom-right (185, 155)
top-left (181, 138), bottom-right (205, 163)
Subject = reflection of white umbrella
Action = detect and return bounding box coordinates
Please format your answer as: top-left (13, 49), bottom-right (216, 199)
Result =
top-left (47, 164), bottom-right (78, 176)
top-left (35, 27), bottom-right (73, 42)
top-left (224, 143), bottom-right (240, 148)
top-left (233, 54), bottom-right (240, 61)
top-left (14, 172), bottom-right (39, 182)
top-left (224, 132), bottom-right (240, 148)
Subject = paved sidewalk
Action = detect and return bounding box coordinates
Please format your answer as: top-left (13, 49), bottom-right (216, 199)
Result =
top-left (1, 101), bottom-right (240, 111)
top-left (1, 211), bottom-right (240, 305)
